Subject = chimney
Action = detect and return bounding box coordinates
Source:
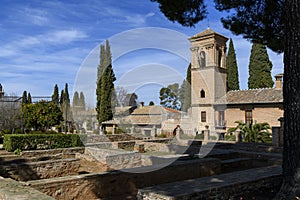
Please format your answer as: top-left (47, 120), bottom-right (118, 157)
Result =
top-left (140, 102), bottom-right (144, 107)
top-left (274, 73), bottom-right (283, 89)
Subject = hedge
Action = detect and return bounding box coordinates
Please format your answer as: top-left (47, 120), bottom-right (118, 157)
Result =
top-left (3, 133), bottom-right (85, 152)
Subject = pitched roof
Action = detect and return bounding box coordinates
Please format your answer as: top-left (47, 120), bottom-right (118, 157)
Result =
top-left (189, 27), bottom-right (227, 40)
top-left (215, 88), bottom-right (283, 105)
top-left (131, 106), bottom-right (180, 115)
top-left (102, 106), bottom-right (181, 125)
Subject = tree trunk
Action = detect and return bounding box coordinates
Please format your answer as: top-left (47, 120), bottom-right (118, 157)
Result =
top-left (276, 0), bottom-right (300, 199)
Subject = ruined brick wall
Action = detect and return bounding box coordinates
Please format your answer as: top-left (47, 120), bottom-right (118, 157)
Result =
top-left (28, 158), bottom-right (221, 200)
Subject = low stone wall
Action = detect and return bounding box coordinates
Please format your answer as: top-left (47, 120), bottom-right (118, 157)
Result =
top-left (86, 134), bottom-right (142, 143)
top-left (137, 165), bottom-right (282, 200)
top-left (0, 158), bottom-right (80, 181)
top-left (112, 141), bottom-right (136, 151)
top-left (0, 177), bottom-right (54, 200)
top-left (85, 147), bottom-right (142, 170)
top-left (143, 141), bottom-right (201, 155)
top-left (28, 158), bottom-right (221, 200)
top-left (20, 147), bottom-right (85, 157)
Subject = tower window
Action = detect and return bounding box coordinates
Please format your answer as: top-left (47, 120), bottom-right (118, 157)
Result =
top-left (200, 89), bottom-right (205, 98)
top-left (200, 51), bottom-right (205, 67)
top-left (201, 111), bottom-right (206, 122)
top-left (218, 50), bottom-right (222, 67)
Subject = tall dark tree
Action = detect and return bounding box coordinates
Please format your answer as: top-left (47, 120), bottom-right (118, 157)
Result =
top-left (64, 83), bottom-right (70, 104)
top-left (181, 63), bottom-right (191, 112)
top-left (159, 83), bottom-right (181, 110)
top-left (124, 93), bottom-right (138, 107)
top-left (72, 91), bottom-right (79, 108)
top-left (52, 84), bottom-right (59, 105)
top-left (248, 43), bottom-right (274, 89)
top-left (153, 0), bottom-right (300, 198)
top-left (96, 40), bottom-right (116, 124)
top-left (226, 38), bottom-right (239, 91)
top-left (27, 93), bottom-right (32, 104)
top-left (22, 90), bottom-right (28, 104)
top-left (79, 92), bottom-right (86, 111)
top-left (60, 90), bottom-right (64, 105)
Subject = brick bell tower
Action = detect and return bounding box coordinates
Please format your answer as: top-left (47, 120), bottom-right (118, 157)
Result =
top-left (189, 28), bottom-right (228, 133)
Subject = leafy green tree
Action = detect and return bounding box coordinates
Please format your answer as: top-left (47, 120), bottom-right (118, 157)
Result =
top-left (52, 84), bottom-right (59, 105)
top-left (228, 121), bottom-right (271, 143)
top-left (159, 83), bottom-right (180, 110)
top-left (27, 93), bottom-right (32, 104)
top-left (248, 43), bottom-right (274, 89)
top-left (96, 40), bottom-right (116, 124)
top-left (152, 1), bottom-right (299, 197)
top-left (22, 100), bottom-right (63, 131)
top-left (226, 38), bottom-right (239, 91)
top-left (22, 91), bottom-right (28, 104)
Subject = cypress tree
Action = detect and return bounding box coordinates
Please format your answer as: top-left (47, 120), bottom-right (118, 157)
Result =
top-left (52, 84), bottom-right (59, 104)
top-left (96, 40), bottom-right (116, 124)
top-left (64, 83), bottom-right (70, 104)
top-left (181, 63), bottom-right (191, 112)
top-left (72, 91), bottom-right (79, 107)
top-left (248, 43), bottom-right (274, 89)
top-left (60, 90), bottom-right (64, 105)
top-left (27, 93), bottom-right (32, 104)
top-left (22, 91), bottom-right (28, 104)
top-left (79, 92), bottom-right (86, 111)
top-left (226, 38), bottom-right (240, 91)
top-left (61, 83), bottom-right (72, 131)
top-left (96, 44), bottom-right (106, 123)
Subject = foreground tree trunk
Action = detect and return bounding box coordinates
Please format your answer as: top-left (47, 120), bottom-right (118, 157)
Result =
top-left (276, 0), bottom-right (300, 199)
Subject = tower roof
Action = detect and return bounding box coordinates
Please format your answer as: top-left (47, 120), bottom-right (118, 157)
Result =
top-left (189, 27), bottom-right (228, 41)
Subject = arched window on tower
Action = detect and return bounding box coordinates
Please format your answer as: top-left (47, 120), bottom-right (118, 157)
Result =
top-left (200, 51), bottom-right (205, 67)
top-left (218, 49), bottom-right (222, 67)
top-left (200, 89), bottom-right (205, 98)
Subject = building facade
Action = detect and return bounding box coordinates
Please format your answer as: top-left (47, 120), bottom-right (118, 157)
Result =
top-left (189, 28), bottom-right (283, 135)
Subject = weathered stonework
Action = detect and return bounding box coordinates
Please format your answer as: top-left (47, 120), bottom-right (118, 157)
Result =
top-left (85, 147), bottom-right (142, 170)
top-left (137, 165), bottom-right (282, 200)
top-left (0, 158), bottom-right (80, 181)
top-left (27, 158), bottom-right (221, 199)
top-left (0, 177), bottom-right (54, 200)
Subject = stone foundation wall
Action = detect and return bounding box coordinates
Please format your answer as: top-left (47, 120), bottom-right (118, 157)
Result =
top-left (20, 147), bottom-right (85, 157)
top-left (28, 158), bottom-right (221, 200)
top-left (85, 147), bottom-right (142, 170)
top-left (0, 158), bottom-right (80, 181)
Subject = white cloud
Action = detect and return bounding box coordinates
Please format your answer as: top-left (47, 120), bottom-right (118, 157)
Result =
top-left (46, 30), bottom-right (88, 44)
top-left (0, 29), bottom-right (88, 58)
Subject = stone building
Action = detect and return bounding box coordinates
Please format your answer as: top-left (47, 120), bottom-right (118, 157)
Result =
top-left (102, 105), bottom-right (181, 137)
top-left (189, 28), bottom-right (283, 135)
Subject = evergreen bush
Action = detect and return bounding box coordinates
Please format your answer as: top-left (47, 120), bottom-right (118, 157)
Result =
top-left (3, 133), bottom-right (84, 152)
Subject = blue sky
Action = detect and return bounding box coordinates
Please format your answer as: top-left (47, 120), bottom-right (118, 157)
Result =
top-left (0, 0), bottom-right (283, 106)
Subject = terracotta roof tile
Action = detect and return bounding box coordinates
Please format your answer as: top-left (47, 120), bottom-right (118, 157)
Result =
top-left (215, 88), bottom-right (283, 105)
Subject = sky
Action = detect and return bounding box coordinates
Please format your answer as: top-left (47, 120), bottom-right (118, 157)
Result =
top-left (0, 0), bottom-right (283, 107)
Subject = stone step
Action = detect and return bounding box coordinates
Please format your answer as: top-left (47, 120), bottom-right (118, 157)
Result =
top-left (137, 165), bottom-right (282, 200)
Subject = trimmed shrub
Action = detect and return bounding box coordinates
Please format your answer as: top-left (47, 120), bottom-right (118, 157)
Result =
top-left (3, 133), bottom-right (84, 152)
